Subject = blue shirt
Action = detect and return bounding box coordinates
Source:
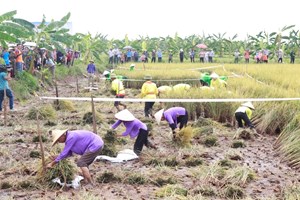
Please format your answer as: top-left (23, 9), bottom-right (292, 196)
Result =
top-left (2, 52), bottom-right (10, 65)
top-left (0, 72), bottom-right (9, 90)
top-left (87, 63), bottom-right (96, 73)
top-left (55, 130), bottom-right (104, 162)
top-left (157, 51), bottom-right (162, 58)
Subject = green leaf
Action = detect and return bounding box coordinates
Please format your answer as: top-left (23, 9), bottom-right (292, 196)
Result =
top-left (0, 10), bottom-right (16, 23)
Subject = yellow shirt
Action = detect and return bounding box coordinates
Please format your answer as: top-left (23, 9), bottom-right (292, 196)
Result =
top-left (111, 79), bottom-right (125, 96)
top-left (173, 84), bottom-right (191, 92)
top-left (141, 81), bottom-right (158, 99)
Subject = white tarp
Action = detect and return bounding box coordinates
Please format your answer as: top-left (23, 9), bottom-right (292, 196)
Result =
top-left (94, 149), bottom-right (138, 163)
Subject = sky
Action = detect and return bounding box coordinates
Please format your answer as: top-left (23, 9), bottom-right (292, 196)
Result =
top-left (1, 0), bottom-right (299, 40)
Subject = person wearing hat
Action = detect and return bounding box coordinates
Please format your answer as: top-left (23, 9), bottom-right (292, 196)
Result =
top-left (210, 72), bottom-right (227, 89)
top-left (0, 66), bottom-right (14, 112)
top-left (111, 109), bottom-right (156, 155)
top-left (110, 73), bottom-right (126, 112)
top-left (46, 129), bottom-right (104, 185)
top-left (154, 107), bottom-right (188, 139)
top-left (87, 60), bottom-right (96, 87)
top-left (235, 102), bottom-right (255, 129)
top-left (141, 75), bottom-right (158, 118)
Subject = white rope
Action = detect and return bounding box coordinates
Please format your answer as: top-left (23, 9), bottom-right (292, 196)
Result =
top-left (40, 96), bottom-right (300, 103)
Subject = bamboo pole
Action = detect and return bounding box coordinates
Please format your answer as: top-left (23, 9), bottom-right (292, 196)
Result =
top-left (54, 79), bottom-right (59, 109)
top-left (3, 89), bottom-right (7, 127)
top-left (76, 76), bottom-right (79, 94)
top-left (91, 95), bottom-right (97, 134)
top-left (37, 112), bottom-right (46, 173)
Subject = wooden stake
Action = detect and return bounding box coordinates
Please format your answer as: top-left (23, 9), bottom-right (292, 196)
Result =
top-left (76, 75), bottom-right (79, 94)
top-left (54, 79), bottom-right (59, 108)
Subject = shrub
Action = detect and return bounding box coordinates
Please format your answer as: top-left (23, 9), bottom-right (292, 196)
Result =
top-left (1, 181), bottom-right (12, 189)
top-left (154, 177), bottom-right (177, 186)
top-left (223, 184), bottom-right (244, 199)
top-left (32, 135), bottom-right (48, 143)
top-left (125, 174), bottom-right (147, 185)
top-left (185, 158), bottom-right (203, 167)
top-left (156, 184), bottom-right (188, 198)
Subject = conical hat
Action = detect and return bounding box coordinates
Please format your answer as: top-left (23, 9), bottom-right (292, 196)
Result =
top-left (115, 109), bottom-right (135, 121)
top-left (154, 109), bottom-right (164, 125)
top-left (241, 101), bottom-right (255, 109)
top-left (51, 129), bottom-right (68, 146)
top-left (210, 72), bottom-right (219, 79)
top-left (103, 70), bottom-right (110, 76)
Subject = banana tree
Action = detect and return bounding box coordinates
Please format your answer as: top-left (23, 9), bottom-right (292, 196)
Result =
top-left (0, 10), bottom-right (35, 46)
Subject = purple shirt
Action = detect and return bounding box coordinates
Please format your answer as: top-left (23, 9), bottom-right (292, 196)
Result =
top-left (111, 119), bottom-right (147, 138)
top-left (87, 63), bottom-right (96, 74)
top-left (55, 130), bottom-right (104, 162)
top-left (163, 107), bottom-right (186, 128)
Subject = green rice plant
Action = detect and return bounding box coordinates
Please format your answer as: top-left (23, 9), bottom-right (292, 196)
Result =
top-left (29, 150), bottom-right (40, 158)
top-left (231, 140), bottom-right (246, 148)
top-left (218, 159), bottom-right (233, 168)
top-left (224, 166), bottom-right (256, 185)
top-left (1, 181), bottom-right (12, 189)
top-left (27, 105), bottom-right (57, 120)
top-left (192, 185), bottom-right (216, 197)
top-left (32, 135), bottom-right (48, 143)
top-left (96, 171), bottom-right (121, 183)
top-left (155, 184), bottom-right (188, 198)
top-left (154, 176), bottom-right (177, 187)
top-left (185, 158), bottom-right (203, 167)
top-left (164, 157), bottom-right (179, 167)
top-left (124, 174), bottom-right (147, 185)
top-left (225, 149), bottom-right (243, 161)
top-left (82, 111), bottom-right (103, 124)
top-left (223, 184), bottom-right (244, 199)
top-left (203, 135), bottom-right (218, 147)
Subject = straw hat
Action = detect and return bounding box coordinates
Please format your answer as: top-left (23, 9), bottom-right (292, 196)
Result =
top-left (210, 72), bottom-right (219, 79)
top-left (90, 60), bottom-right (94, 63)
top-left (154, 109), bottom-right (164, 125)
top-left (144, 75), bottom-right (152, 80)
top-left (241, 102), bottom-right (255, 110)
top-left (130, 63), bottom-right (135, 67)
top-left (51, 129), bottom-right (68, 146)
top-left (115, 109), bottom-right (135, 121)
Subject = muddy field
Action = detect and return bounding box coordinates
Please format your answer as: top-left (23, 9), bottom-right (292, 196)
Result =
top-left (0, 77), bottom-right (299, 200)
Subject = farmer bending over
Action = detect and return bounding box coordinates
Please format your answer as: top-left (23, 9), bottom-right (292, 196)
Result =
top-left (111, 109), bottom-right (156, 155)
top-left (154, 107), bottom-right (188, 139)
top-left (46, 129), bottom-right (104, 185)
top-left (235, 102), bottom-right (255, 130)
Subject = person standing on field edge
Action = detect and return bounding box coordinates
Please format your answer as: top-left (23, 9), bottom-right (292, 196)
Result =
top-left (157, 49), bottom-right (162, 62)
top-left (277, 49), bottom-right (283, 63)
top-left (244, 49), bottom-right (250, 63)
top-left (86, 60), bottom-right (96, 87)
top-left (151, 50), bottom-right (156, 63)
top-left (168, 50), bottom-right (173, 63)
top-left (290, 50), bottom-right (295, 64)
top-left (0, 66), bottom-right (14, 112)
top-left (234, 49), bottom-right (240, 63)
top-left (208, 50), bottom-right (214, 63)
top-left (46, 129), bottom-right (104, 185)
top-left (14, 43), bottom-right (24, 73)
top-left (189, 49), bottom-right (195, 62)
top-left (179, 49), bottom-right (184, 63)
